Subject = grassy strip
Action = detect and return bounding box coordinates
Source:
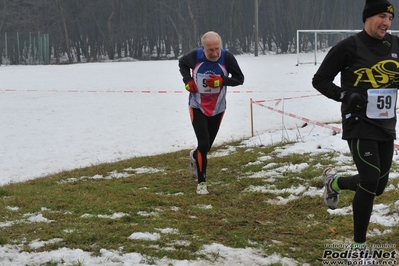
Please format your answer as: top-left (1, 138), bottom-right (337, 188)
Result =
top-left (0, 140), bottom-right (398, 265)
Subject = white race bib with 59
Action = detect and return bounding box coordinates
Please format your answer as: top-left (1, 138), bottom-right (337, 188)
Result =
top-left (196, 73), bottom-right (221, 94)
top-left (366, 88), bottom-right (397, 119)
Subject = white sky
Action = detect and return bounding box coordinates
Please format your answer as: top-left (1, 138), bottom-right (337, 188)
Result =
top-left (0, 52), bottom-right (398, 265)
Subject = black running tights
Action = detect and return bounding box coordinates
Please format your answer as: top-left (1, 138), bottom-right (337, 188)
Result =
top-left (190, 107), bottom-right (224, 183)
top-left (337, 139), bottom-right (393, 243)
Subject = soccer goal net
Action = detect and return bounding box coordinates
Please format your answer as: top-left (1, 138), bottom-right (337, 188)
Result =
top-left (296, 29), bottom-right (399, 66)
top-left (296, 30), bottom-right (360, 66)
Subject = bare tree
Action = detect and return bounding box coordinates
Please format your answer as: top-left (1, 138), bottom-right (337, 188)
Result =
top-left (3, 0), bottom-right (399, 64)
top-left (55, 0), bottom-right (73, 63)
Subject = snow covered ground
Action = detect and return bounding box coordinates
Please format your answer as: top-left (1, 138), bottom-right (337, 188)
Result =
top-left (0, 52), bottom-right (398, 265)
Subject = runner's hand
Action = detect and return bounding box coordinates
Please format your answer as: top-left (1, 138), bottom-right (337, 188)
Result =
top-left (205, 74), bottom-right (223, 88)
top-left (185, 80), bottom-right (198, 93)
top-left (341, 91), bottom-right (368, 109)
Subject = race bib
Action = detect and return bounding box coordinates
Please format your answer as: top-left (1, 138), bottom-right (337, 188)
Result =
top-left (366, 88), bottom-right (397, 119)
top-left (196, 73), bottom-right (221, 94)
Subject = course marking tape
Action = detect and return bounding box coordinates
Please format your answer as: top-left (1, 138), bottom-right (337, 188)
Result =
top-left (0, 89), bottom-right (317, 94)
top-left (251, 99), bottom-right (399, 149)
top-left (252, 99), bottom-right (341, 133)
top-left (265, 93), bottom-right (322, 105)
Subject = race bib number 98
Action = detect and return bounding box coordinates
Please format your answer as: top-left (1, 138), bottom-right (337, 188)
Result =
top-left (366, 88), bottom-right (397, 119)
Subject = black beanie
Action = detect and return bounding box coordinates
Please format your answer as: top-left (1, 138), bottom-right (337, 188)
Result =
top-left (363, 0), bottom-right (394, 22)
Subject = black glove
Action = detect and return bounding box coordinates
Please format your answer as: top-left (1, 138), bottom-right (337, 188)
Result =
top-left (340, 91), bottom-right (368, 110)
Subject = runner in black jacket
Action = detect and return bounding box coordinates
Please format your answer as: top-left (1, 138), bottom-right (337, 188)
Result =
top-left (312, 0), bottom-right (397, 258)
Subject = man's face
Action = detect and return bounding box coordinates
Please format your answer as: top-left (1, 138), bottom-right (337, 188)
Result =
top-left (202, 37), bottom-right (221, 62)
top-left (365, 12), bottom-right (393, 39)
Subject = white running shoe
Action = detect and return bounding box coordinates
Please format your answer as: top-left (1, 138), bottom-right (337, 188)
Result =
top-left (196, 182), bottom-right (209, 195)
top-left (322, 167), bottom-right (340, 209)
top-left (189, 150), bottom-right (198, 178)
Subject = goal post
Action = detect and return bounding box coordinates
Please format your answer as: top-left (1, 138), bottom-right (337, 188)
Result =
top-left (296, 29), bottom-right (399, 66)
top-left (296, 29), bottom-right (361, 66)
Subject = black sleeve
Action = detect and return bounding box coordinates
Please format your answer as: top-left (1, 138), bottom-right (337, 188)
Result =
top-left (178, 49), bottom-right (197, 84)
top-left (312, 36), bottom-right (356, 102)
top-left (178, 49), bottom-right (244, 86)
top-left (224, 51), bottom-right (245, 86)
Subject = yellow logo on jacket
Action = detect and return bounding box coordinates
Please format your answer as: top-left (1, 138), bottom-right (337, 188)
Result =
top-left (353, 59), bottom-right (399, 88)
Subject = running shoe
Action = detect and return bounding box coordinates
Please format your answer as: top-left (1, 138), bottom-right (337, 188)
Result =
top-left (322, 167), bottom-right (340, 209)
top-left (189, 149), bottom-right (198, 178)
top-left (196, 182), bottom-right (209, 195)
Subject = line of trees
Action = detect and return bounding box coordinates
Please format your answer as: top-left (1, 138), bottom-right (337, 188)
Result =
top-left (1, 0), bottom-right (398, 64)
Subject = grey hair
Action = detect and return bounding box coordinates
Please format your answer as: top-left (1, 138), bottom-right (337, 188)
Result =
top-left (201, 31), bottom-right (222, 46)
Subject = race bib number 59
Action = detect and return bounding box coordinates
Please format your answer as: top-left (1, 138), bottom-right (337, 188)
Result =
top-left (366, 88), bottom-right (397, 119)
